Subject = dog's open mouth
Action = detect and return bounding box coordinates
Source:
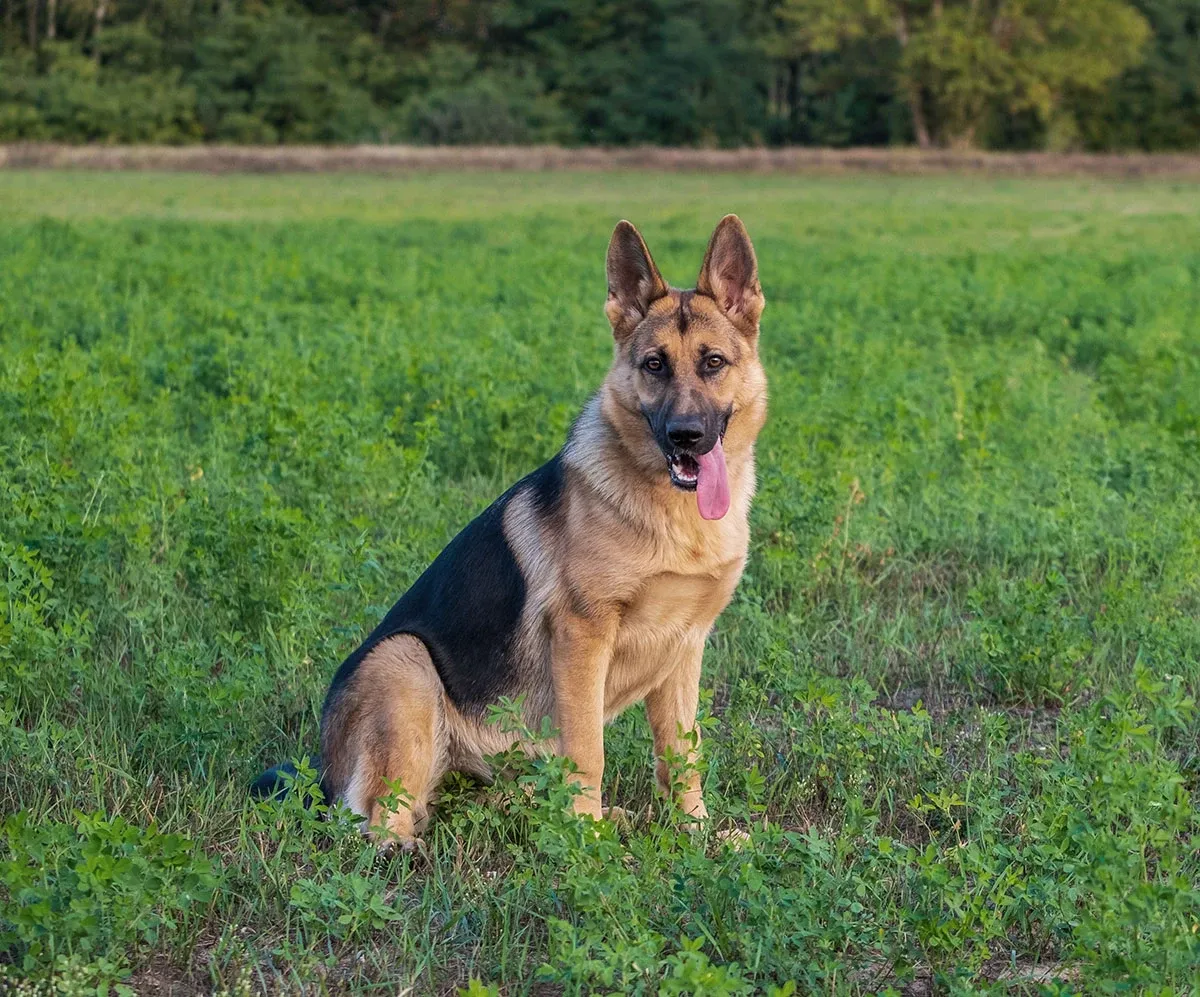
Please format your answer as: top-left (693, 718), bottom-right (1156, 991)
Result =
top-left (666, 436), bottom-right (730, 520)
top-left (668, 453), bottom-right (700, 490)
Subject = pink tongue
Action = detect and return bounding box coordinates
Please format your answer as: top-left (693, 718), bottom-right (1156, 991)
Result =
top-left (695, 438), bottom-right (730, 520)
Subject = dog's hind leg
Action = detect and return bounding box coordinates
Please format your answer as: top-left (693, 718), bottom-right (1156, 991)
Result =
top-left (323, 634), bottom-right (448, 850)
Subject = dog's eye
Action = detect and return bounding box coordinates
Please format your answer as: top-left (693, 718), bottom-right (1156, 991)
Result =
top-left (704, 355), bottom-right (726, 371)
top-left (643, 357), bottom-right (665, 373)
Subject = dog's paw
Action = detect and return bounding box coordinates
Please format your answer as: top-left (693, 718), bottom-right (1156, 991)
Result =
top-left (715, 826), bottom-right (751, 850)
top-left (677, 817), bottom-right (751, 850)
top-left (602, 805), bottom-right (634, 826)
top-left (374, 834), bottom-right (425, 864)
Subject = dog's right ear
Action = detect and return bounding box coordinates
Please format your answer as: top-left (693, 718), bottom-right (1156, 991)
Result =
top-left (605, 220), bottom-right (668, 340)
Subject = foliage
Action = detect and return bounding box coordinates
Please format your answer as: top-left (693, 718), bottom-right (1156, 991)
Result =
top-left (0, 812), bottom-right (219, 978)
top-left (489, 0), bottom-right (768, 146)
top-left (776, 0), bottom-right (1150, 148)
top-left (1, 171), bottom-right (1199, 992)
top-left (0, 45), bottom-right (199, 142)
top-left (181, 6), bottom-right (393, 144)
top-left (399, 46), bottom-right (571, 145)
top-left (0, 0), bottom-right (1193, 148)
top-left (1069, 0), bottom-right (1200, 151)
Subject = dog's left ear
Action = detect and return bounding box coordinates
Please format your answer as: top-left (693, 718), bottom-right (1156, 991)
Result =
top-left (696, 215), bottom-right (764, 335)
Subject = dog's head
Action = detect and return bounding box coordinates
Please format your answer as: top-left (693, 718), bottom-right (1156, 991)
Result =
top-left (602, 215), bottom-right (767, 520)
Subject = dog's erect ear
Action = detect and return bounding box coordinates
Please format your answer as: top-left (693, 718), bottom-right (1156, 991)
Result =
top-left (696, 215), bottom-right (764, 335)
top-left (606, 220), bottom-right (668, 339)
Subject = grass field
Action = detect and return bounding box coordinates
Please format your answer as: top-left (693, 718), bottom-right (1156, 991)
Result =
top-left (2, 170), bottom-right (1199, 996)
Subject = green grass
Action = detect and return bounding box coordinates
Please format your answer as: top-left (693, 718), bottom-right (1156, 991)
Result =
top-left (2, 170), bottom-right (1199, 996)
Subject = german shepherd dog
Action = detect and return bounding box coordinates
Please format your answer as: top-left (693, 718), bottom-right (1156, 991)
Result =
top-left (253, 215), bottom-right (767, 849)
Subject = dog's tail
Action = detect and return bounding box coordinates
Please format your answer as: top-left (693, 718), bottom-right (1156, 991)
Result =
top-left (249, 755), bottom-right (321, 801)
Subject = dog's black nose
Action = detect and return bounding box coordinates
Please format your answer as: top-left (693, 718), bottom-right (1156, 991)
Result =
top-left (666, 419), bottom-right (704, 449)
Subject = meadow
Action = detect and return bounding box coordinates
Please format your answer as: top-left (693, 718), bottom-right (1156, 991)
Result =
top-left (1, 170), bottom-right (1199, 995)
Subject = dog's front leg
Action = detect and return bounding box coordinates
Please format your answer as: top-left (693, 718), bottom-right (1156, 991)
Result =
top-left (550, 610), bottom-right (616, 820)
top-left (645, 633), bottom-right (708, 821)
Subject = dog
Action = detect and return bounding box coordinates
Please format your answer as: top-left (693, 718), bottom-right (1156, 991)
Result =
top-left (252, 215), bottom-right (767, 849)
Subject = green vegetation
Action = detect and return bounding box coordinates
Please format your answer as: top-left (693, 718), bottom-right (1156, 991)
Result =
top-left (2, 171), bottom-right (1200, 994)
top-left (774, 0), bottom-right (1149, 149)
top-left (1, 0), bottom-right (1198, 150)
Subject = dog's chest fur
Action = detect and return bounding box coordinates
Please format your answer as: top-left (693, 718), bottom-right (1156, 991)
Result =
top-left (603, 561), bottom-right (743, 716)
top-left (552, 455), bottom-right (754, 718)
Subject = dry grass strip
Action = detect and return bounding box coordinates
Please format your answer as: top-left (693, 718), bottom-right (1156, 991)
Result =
top-left (3, 143), bottom-right (1200, 177)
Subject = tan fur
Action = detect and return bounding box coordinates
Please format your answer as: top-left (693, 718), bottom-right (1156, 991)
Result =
top-left (322, 216), bottom-right (766, 845)
top-left (321, 635), bottom-right (518, 846)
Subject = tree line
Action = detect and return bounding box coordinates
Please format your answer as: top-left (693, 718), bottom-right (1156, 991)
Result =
top-left (0, 0), bottom-right (1196, 149)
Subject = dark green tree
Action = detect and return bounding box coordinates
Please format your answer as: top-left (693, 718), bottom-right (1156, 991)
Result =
top-left (489, 0), bottom-right (769, 145)
top-left (1071, 0), bottom-right (1200, 150)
